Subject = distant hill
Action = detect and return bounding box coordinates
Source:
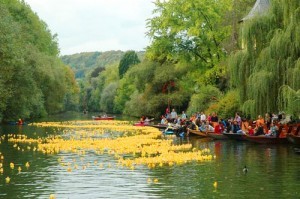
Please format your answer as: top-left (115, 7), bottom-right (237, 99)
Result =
top-left (61, 50), bottom-right (145, 79)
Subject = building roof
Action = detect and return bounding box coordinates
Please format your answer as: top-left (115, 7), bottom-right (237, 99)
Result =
top-left (240, 0), bottom-right (270, 22)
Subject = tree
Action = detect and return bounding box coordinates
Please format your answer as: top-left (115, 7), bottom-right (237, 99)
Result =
top-left (118, 50), bottom-right (140, 78)
top-left (146, 0), bottom-right (232, 67)
top-left (229, 0), bottom-right (300, 117)
top-left (0, 0), bottom-right (79, 121)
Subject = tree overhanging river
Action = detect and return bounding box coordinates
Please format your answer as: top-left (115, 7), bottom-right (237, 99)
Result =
top-left (0, 113), bottom-right (299, 198)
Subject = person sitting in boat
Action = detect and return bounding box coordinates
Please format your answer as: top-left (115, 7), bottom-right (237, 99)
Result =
top-left (247, 126), bottom-right (254, 135)
top-left (195, 117), bottom-right (201, 128)
top-left (254, 123), bottom-right (265, 136)
top-left (188, 121), bottom-right (198, 130)
top-left (17, 118), bottom-right (23, 125)
top-left (140, 116), bottom-right (146, 123)
top-left (160, 115), bottom-right (167, 124)
top-left (198, 122), bottom-right (206, 132)
top-left (181, 111), bottom-right (187, 121)
top-left (255, 115), bottom-right (265, 128)
top-left (232, 120), bottom-right (242, 134)
top-left (205, 121), bottom-right (214, 132)
top-left (176, 117), bottom-right (182, 126)
top-left (265, 123), bottom-right (279, 137)
top-left (214, 122), bottom-right (223, 134)
top-left (144, 117), bottom-right (151, 125)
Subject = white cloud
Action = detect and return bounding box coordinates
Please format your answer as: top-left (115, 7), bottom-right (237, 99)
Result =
top-left (24, 0), bottom-right (155, 55)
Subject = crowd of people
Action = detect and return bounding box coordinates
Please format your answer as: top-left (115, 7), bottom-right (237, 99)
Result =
top-left (159, 108), bottom-right (291, 137)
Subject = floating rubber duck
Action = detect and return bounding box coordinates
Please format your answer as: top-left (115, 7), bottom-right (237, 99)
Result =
top-left (49, 194), bottom-right (56, 199)
top-left (213, 181), bottom-right (218, 188)
top-left (10, 162), bottom-right (14, 169)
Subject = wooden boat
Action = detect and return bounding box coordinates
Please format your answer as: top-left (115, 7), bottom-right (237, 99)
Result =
top-left (187, 129), bottom-right (208, 137)
top-left (150, 124), bottom-right (168, 130)
top-left (92, 116), bottom-right (115, 120)
top-left (243, 135), bottom-right (289, 144)
top-left (223, 132), bottom-right (247, 141)
top-left (207, 132), bottom-right (228, 140)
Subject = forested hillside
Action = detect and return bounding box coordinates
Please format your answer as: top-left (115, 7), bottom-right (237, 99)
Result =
top-left (0, 0), bottom-right (79, 121)
top-left (61, 51), bottom-right (145, 79)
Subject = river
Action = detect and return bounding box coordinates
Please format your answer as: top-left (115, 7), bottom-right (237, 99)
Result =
top-left (0, 113), bottom-right (299, 199)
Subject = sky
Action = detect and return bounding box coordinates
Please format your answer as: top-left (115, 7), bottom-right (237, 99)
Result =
top-left (23, 0), bottom-right (156, 55)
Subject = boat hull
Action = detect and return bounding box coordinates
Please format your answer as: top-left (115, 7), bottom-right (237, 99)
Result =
top-left (244, 135), bottom-right (289, 144)
top-left (223, 132), bottom-right (247, 141)
top-left (207, 132), bottom-right (228, 140)
top-left (151, 124), bottom-right (168, 130)
top-left (187, 129), bottom-right (208, 137)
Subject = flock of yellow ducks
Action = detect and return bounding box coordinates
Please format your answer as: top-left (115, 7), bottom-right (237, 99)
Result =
top-left (0, 120), bottom-right (216, 198)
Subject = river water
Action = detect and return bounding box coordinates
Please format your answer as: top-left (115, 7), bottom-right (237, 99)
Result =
top-left (0, 113), bottom-right (299, 199)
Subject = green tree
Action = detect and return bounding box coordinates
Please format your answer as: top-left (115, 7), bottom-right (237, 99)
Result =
top-left (0, 0), bottom-right (79, 121)
top-left (146, 0), bottom-right (232, 67)
top-left (118, 50), bottom-right (140, 78)
top-left (229, 0), bottom-right (300, 117)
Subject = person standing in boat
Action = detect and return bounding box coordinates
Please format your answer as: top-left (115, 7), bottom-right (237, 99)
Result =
top-left (170, 108), bottom-right (177, 123)
top-left (165, 107), bottom-right (170, 118)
